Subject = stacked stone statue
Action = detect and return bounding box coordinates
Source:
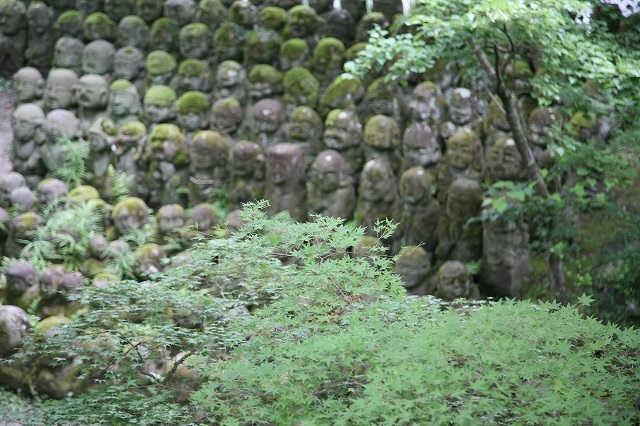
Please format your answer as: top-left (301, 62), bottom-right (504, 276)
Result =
top-left (2, 1), bottom-right (595, 394)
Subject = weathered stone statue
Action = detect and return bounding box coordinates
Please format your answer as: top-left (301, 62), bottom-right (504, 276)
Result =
top-left (436, 128), bottom-right (485, 201)
top-left (111, 196), bottom-right (150, 240)
top-left (104, 0), bottom-right (134, 22)
top-left (247, 64), bottom-right (284, 107)
top-left (176, 91), bottom-right (210, 139)
top-left (52, 36), bottom-right (85, 75)
top-left (395, 245), bottom-right (433, 296)
top-left (279, 37), bottom-right (310, 71)
top-left (393, 166), bottom-right (441, 254)
top-left (108, 79), bottom-right (142, 126)
top-left (363, 114), bottom-right (402, 175)
top-left (134, 243), bottom-right (167, 279)
top-left (179, 22), bottom-right (211, 61)
top-left (85, 117), bottom-right (117, 193)
top-left (54, 10), bottom-right (83, 38)
top-left (482, 98), bottom-right (512, 160)
top-left (318, 73), bottom-right (365, 118)
top-left (210, 96), bottom-right (243, 139)
top-left (25, 2), bottom-right (54, 76)
top-left (35, 178), bottom-right (68, 211)
top-left (244, 98), bottom-right (286, 150)
top-left (0, 172), bottom-right (26, 208)
top-left (112, 120), bottom-right (147, 198)
top-left (144, 123), bottom-right (189, 207)
top-left (363, 77), bottom-right (405, 129)
top-left (0, 0), bottom-right (27, 78)
top-left (82, 39), bottom-right (116, 82)
top-left (154, 203), bottom-right (187, 254)
top-left (258, 5), bottom-right (287, 35)
top-left (527, 106), bottom-right (558, 168)
top-left (76, 0), bottom-right (103, 17)
top-left (265, 143), bottom-right (307, 222)
top-left (4, 261), bottom-right (39, 309)
top-left (282, 67), bottom-right (320, 117)
top-left (487, 137), bottom-right (528, 184)
top-left (4, 212), bottom-right (42, 259)
top-left (75, 74), bottom-right (110, 134)
top-left (113, 47), bottom-right (146, 94)
top-left (43, 68), bottom-right (78, 113)
top-left (171, 59), bottom-right (214, 97)
top-left (211, 21), bottom-right (246, 64)
top-left (187, 130), bottom-right (230, 205)
top-left (435, 177), bottom-right (483, 264)
top-left (143, 50), bottom-right (178, 93)
top-left (180, 202), bottom-right (224, 247)
top-left (0, 305), bottom-right (30, 357)
top-left (307, 149), bottom-right (356, 220)
top-left (309, 37), bottom-right (345, 92)
top-left (321, 7), bottom-right (355, 46)
top-left (149, 17), bottom-right (180, 57)
top-left (243, 27), bottom-right (283, 69)
top-left (229, 140), bottom-right (265, 210)
top-left (164, 0), bottom-right (197, 27)
top-left (116, 15), bottom-right (149, 51)
top-left (406, 81), bottom-right (445, 127)
top-left (355, 158), bottom-right (397, 238)
top-left (213, 60), bottom-right (247, 106)
top-left (196, 0), bottom-right (227, 32)
top-left (285, 105), bottom-right (324, 165)
top-left (9, 186), bottom-right (36, 213)
top-left (40, 109), bottom-right (83, 176)
top-left (284, 5), bottom-right (323, 49)
top-left (83, 12), bottom-right (116, 42)
top-left (12, 67), bottom-right (45, 107)
top-left (10, 103), bottom-right (46, 187)
top-left (401, 122), bottom-right (442, 174)
top-left (433, 260), bottom-right (481, 301)
top-left (439, 87), bottom-right (482, 147)
top-left (143, 85), bottom-right (178, 129)
top-left (136, 0), bottom-right (163, 24)
top-left (322, 109), bottom-right (364, 182)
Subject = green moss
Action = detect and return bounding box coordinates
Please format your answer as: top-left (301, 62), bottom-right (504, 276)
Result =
top-left (213, 22), bottom-right (245, 46)
top-left (120, 121), bottom-right (146, 137)
top-left (113, 197), bottom-right (147, 216)
top-left (448, 128), bottom-right (480, 147)
top-left (248, 64), bottom-right (283, 85)
top-left (180, 22), bottom-right (209, 38)
top-left (84, 11), bottom-right (112, 25)
top-left (144, 85), bottom-right (177, 106)
top-left (345, 42), bottom-right (369, 62)
top-left (145, 50), bottom-right (177, 75)
top-left (67, 185), bottom-right (100, 204)
top-left (56, 10), bottom-right (82, 29)
top-left (150, 123), bottom-right (182, 142)
top-left (212, 96), bottom-right (241, 113)
top-left (280, 38), bottom-right (309, 60)
top-left (284, 66), bottom-right (315, 87)
top-left (366, 77), bottom-right (393, 100)
top-left (176, 91), bottom-right (209, 114)
top-left (150, 16), bottom-right (179, 33)
top-left (110, 79), bottom-right (133, 91)
top-left (291, 105), bottom-right (322, 127)
top-left (119, 15), bottom-right (147, 28)
top-left (570, 111), bottom-right (597, 129)
top-left (34, 315), bottom-right (70, 340)
top-left (192, 130), bottom-right (229, 151)
top-left (178, 59), bottom-right (208, 76)
top-left (312, 37), bottom-right (345, 61)
top-left (260, 6), bottom-right (287, 30)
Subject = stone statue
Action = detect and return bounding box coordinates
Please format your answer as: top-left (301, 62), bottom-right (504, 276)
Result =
top-left (179, 23), bottom-right (211, 61)
top-left (258, 5), bottom-right (287, 35)
top-left (363, 77), bottom-right (405, 129)
top-left (243, 28), bottom-right (283, 69)
top-left (134, 243), bottom-right (167, 279)
top-left (149, 17), bottom-right (180, 57)
top-left (285, 105), bottom-right (324, 165)
top-left (25, 2), bottom-right (54, 76)
top-left (4, 261), bottom-right (39, 309)
top-left (433, 260), bottom-right (481, 301)
top-left (112, 120), bottom-right (147, 198)
top-left (154, 203), bottom-right (187, 254)
top-left (171, 59), bottom-right (214, 97)
top-left (43, 68), bottom-right (78, 113)
top-left (9, 186), bottom-right (36, 213)
top-left (482, 98), bottom-right (512, 160)
top-left (108, 79), bottom-right (142, 126)
top-left (75, 73), bottom-right (110, 134)
top-left (284, 5), bottom-right (323, 49)
top-left (136, 0), bottom-right (163, 25)
top-left (487, 137), bottom-right (528, 184)
top-left (322, 109), bottom-right (364, 182)
top-left (10, 103), bottom-right (46, 187)
top-left (210, 96), bottom-right (243, 139)
top-left (113, 47), bottom-right (146, 94)
top-left (282, 67), bottom-right (320, 117)
top-left (227, 0), bottom-right (258, 29)
top-left (4, 212), bottom-right (42, 259)
top-left (164, 0), bottom-right (197, 27)
top-left (265, 143), bottom-right (307, 222)
top-left (229, 140), bottom-right (266, 210)
top-left (85, 116), bottom-right (117, 193)
top-left (406, 81), bottom-right (445, 127)
top-left (527, 106), bottom-right (558, 169)
top-left (436, 128), bottom-right (485, 201)
top-left (0, 0), bottom-right (27, 78)
top-left (52, 36), bottom-right (85, 76)
top-left (35, 178), bottom-right (68, 211)
top-left (180, 202), bottom-right (224, 247)
top-left (54, 10), bottom-right (83, 38)
top-left (83, 12), bottom-right (116, 42)
top-left (279, 37), bottom-right (310, 71)
top-left (12, 67), bottom-right (45, 107)
top-left (321, 7), bottom-right (355, 46)
top-left (401, 122), bottom-right (442, 173)
top-left (116, 15), bottom-right (149, 51)
top-left (104, 0), bottom-right (134, 22)
top-left (395, 245), bottom-right (433, 296)
top-left (363, 114), bottom-right (402, 175)
top-left (111, 196), bottom-right (150, 240)
top-left (356, 12), bottom-right (389, 43)
top-left (212, 60), bottom-right (247, 106)
top-left (187, 130), bottom-right (231, 205)
top-left (309, 37), bottom-right (345, 92)
top-left (247, 64), bottom-right (284, 107)
top-left (82, 39), bottom-right (116, 82)
top-left (318, 73), bottom-right (365, 118)
top-left (307, 149), bottom-right (356, 220)
top-left (0, 172), bottom-right (26, 208)
top-left (176, 91), bottom-right (210, 139)
top-left (244, 98), bottom-right (286, 150)
top-left (40, 109), bottom-right (83, 176)
top-left (143, 85), bottom-right (178, 129)
top-left (143, 50), bottom-right (178, 93)
top-left (439, 87), bottom-right (482, 147)
top-left (0, 305), bottom-right (30, 357)
top-left (355, 158), bottom-right (397, 238)
top-left (196, 0), bottom-right (227, 32)
top-left (393, 166), bottom-right (441, 254)
top-left (211, 22), bottom-right (246, 64)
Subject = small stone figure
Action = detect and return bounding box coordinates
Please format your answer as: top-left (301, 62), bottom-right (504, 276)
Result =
top-left (143, 85), bottom-right (178, 129)
top-left (43, 68), bottom-right (78, 113)
top-left (164, 0), bottom-right (197, 27)
top-left (82, 39), bottom-right (116, 82)
top-left (318, 73), bottom-right (365, 118)
top-left (12, 67), bottom-right (45, 107)
top-left (171, 59), bottom-right (214, 97)
top-left (227, 0), bottom-right (257, 29)
top-left (25, 2), bottom-right (54, 76)
top-left (307, 149), bottom-right (356, 220)
top-left (229, 141), bottom-right (266, 210)
top-left (83, 12), bottom-right (116, 42)
top-left (394, 245), bottom-right (433, 296)
top-left (113, 47), bottom-right (146, 94)
top-left (279, 38), bottom-right (310, 71)
top-left (144, 50), bottom-right (178, 93)
top-left (245, 98), bottom-right (286, 150)
top-left (210, 96), bottom-right (243, 139)
top-left (433, 260), bottom-right (481, 301)
top-left (356, 11), bottom-right (389, 43)
top-left (76, 0), bottom-right (103, 17)
top-left (436, 128), bottom-right (485, 201)
top-left (116, 15), bottom-right (150, 51)
top-left (0, 305), bottom-right (30, 357)
top-left (0, 0), bottom-right (27, 78)
top-left (9, 186), bottom-right (36, 213)
top-left (111, 196), bottom-right (150, 240)
top-left (309, 37), bottom-right (345, 92)
top-left (52, 36), bottom-right (85, 75)
top-left (137, 0), bottom-right (163, 24)
top-left (243, 28), bottom-right (283, 69)
top-left (40, 109), bottom-right (83, 175)
top-left (286, 105), bottom-right (324, 165)
top-left (285, 5), bottom-right (323, 49)
top-left (134, 243), bottom-right (167, 279)
top-left (176, 91), bottom-right (210, 139)
top-left (144, 123), bottom-right (189, 208)
top-left (54, 10), bottom-right (83, 38)
top-left (35, 178), bottom-right (68, 211)
top-left (187, 130), bottom-right (231, 205)
top-left (149, 17), bottom-right (180, 57)
top-left (482, 98), bottom-right (512, 159)
top-left (212, 60), bottom-right (247, 106)
top-left (85, 117), bottom-right (117, 193)
top-left (321, 7), bottom-right (355, 46)
top-left (259, 6), bottom-right (287, 35)
top-left (104, 0), bottom-right (134, 22)
top-left (211, 22), bottom-right (246, 64)
top-left (112, 120), bottom-right (147, 198)
top-left (154, 203), bottom-right (187, 254)
top-left (196, 0), bottom-right (227, 32)
top-left (322, 109), bottom-right (364, 182)
top-left (10, 103), bottom-right (46, 187)
top-left (0, 172), bottom-right (26, 208)
top-left (439, 87), bottom-right (481, 148)
top-left (355, 158), bottom-right (397, 238)
top-left (527, 106), bottom-right (557, 169)
top-left (435, 177), bottom-right (483, 264)
top-left (75, 73), bottom-right (110, 134)
top-left (180, 202), bottom-right (224, 247)
top-left (247, 64), bottom-right (284, 106)
top-left (487, 137), bottom-right (527, 184)
top-left (4, 212), bottom-right (42, 259)
top-left (108, 79), bottom-right (142, 126)
top-left (401, 122), bottom-right (442, 173)
top-left (393, 166), bottom-right (441, 254)
top-left (407, 81), bottom-right (445, 126)
top-left (179, 23), bottom-right (212, 61)
top-left (363, 115), bottom-right (402, 174)
top-left (4, 261), bottom-right (39, 309)
top-left (265, 143), bottom-right (307, 222)
top-left (363, 77), bottom-right (405, 128)
top-left (282, 67), bottom-right (320, 116)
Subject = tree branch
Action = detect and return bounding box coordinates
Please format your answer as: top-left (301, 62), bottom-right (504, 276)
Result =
top-left (467, 36), bottom-right (497, 87)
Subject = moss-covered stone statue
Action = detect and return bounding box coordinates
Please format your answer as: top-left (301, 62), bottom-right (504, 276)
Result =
top-left (394, 245), bottom-right (433, 296)
top-left (10, 103), bottom-right (46, 187)
top-left (85, 116), bottom-right (117, 193)
top-left (363, 77), bottom-right (405, 128)
top-left (363, 114), bottom-right (402, 175)
top-left (4, 212), bottom-right (42, 258)
top-left (259, 5), bottom-right (287, 35)
top-left (439, 87), bottom-right (482, 148)
top-left (356, 11), bottom-right (389, 43)
top-left (154, 203), bottom-right (187, 254)
top-left (180, 202), bottom-right (225, 247)
top-left (52, 36), bottom-right (85, 76)
top-left (482, 98), bottom-right (512, 160)
top-left (318, 73), bottom-right (365, 118)
top-left (284, 5), bottom-right (323, 49)
top-left (406, 81), bottom-right (446, 127)
top-left (176, 91), bottom-right (210, 138)
top-left (179, 22), bottom-right (212, 61)
top-left (265, 143), bottom-right (307, 222)
top-left (35, 178), bottom-right (68, 211)
top-left (54, 10), bottom-right (83, 38)
top-left (40, 109), bottom-right (83, 175)
top-left (4, 260), bottom-right (39, 310)
top-left (111, 196), bottom-right (150, 240)
top-left (227, 0), bottom-right (257, 29)
top-left (143, 84), bottom-right (178, 128)
top-left (116, 15), bottom-right (149, 51)
top-left (211, 21), bottom-right (246, 64)
top-left (393, 166), bottom-right (442, 254)
top-left (432, 260), bottom-right (481, 301)
top-left (229, 140), bottom-right (265, 210)
top-left (113, 46), bottom-right (146, 93)
top-left (164, 0), bottom-right (197, 27)
top-left (213, 60), bottom-right (247, 106)
top-left (171, 59), bottom-right (214, 97)
top-left (322, 109), bottom-right (364, 182)
top-left (356, 158), bottom-right (398, 239)
top-left (321, 7), bottom-right (355, 47)
top-left (247, 64), bottom-right (284, 106)
top-left (187, 130), bottom-right (231, 205)
top-left (210, 96), bottom-right (243, 139)
top-left (104, 0), bottom-right (134, 22)
top-left (527, 106), bottom-right (558, 169)
top-left (279, 37), bottom-right (310, 71)
top-left (285, 105), bottom-right (324, 165)
top-left (401, 122), bottom-right (442, 174)
top-left (487, 137), bottom-right (528, 184)
top-left (149, 17), bottom-right (180, 57)
top-left (134, 242), bottom-right (167, 279)
top-left (108, 79), bottom-right (142, 126)
top-left (308, 149), bottom-right (356, 221)
top-left (112, 120), bottom-right (147, 198)
top-left (244, 98), bottom-right (286, 150)
top-left (435, 128), bottom-right (485, 202)
top-left (136, 0), bottom-right (162, 25)
top-left (243, 27), bottom-right (283, 69)
top-left (309, 37), bottom-right (345, 92)
top-left (83, 11), bottom-right (116, 41)
top-left (0, 171), bottom-right (26, 208)
top-left (26, 2), bottom-right (54, 76)
top-left (143, 50), bottom-right (178, 94)
top-left (196, 0), bottom-right (226, 32)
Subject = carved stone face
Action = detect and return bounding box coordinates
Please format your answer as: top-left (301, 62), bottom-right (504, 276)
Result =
top-left (144, 101), bottom-right (173, 125)
top-left (445, 178), bottom-right (482, 222)
top-left (54, 37), bottom-right (84, 70)
top-left (231, 141), bottom-right (261, 177)
top-left (76, 74), bottom-right (109, 109)
top-left (104, 0), bottom-right (133, 22)
top-left (114, 48), bottom-right (145, 81)
top-left (395, 246), bottom-right (430, 289)
top-left (27, 3), bottom-right (51, 34)
top-left (436, 260), bottom-right (472, 300)
top-left (449, 88), bottom-right (476, 126)
top-left (447, 129), bottom-right (481, 171)
top-left (288, 106), bottom-right (322, 141)
top-left (11, 103), bottom-right (44, 141)
top-left (363, 115), bottom-right (399, 162)
top-left (113, 198), bottom-right (148, 234)
top-left (82, 40), bottom-right (115, 75)
top-left (164, 0), bottom-right (197, 27)
top-left (157, 204), bottom-right (186, 235)
top-left (179, 25), bottom-right (210, 59)
top-left (13, 67), bottom-right (45, 103)
top-left (489, 138), bottom-right (523, 181)
top-left (402, 123), bottom-right (441, 169)
top-left (267, 143), bottom-right (304, 185)
top-left (36, 179), bottom-right (68, 206)
top-left (408, 82), bottom-right (441, 122)
top-left (117, 18), bottom-right (149, 50)
top-left (0, 172), bottom-right (26, 207)
top-left (0, 1), bottom-right (26, 35)
top-left (178, 111), bottom-right (207, 133)
top-left (323, 110), bottom-right (361, 150)
top-left (527, 107), bottom-right (555, 147)
top-left (44, 69), bottom-right (78, 111)
top-left (109, 88), bottom-right (141, 117)
top-left (359, 159), bottom-right (394, 202)
top-left (399, 166), bottom-right (431, 205)
top-left (251, 99), bottom-right (284, 133)
top-left (137, 0), bottom-right (163, 24)
top-left (311, 150), bottom-right (347, 193)
top-left (44, 109), bottom-right (81, 141)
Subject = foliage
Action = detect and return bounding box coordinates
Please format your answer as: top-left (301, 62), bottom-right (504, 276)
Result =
top-left (53, 136), bottom-right (90, 189)
top-left (106, 164), bottom-right (133, 204)
top-left (5, 204), bottom-right (640, 424)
